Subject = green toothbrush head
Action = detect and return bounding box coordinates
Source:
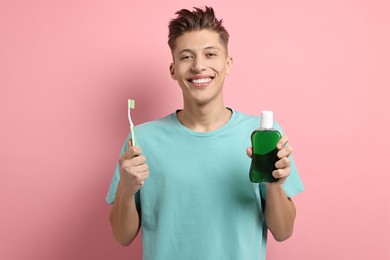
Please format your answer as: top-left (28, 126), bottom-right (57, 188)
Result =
top-left (128, 99), bottom-right (135, 109)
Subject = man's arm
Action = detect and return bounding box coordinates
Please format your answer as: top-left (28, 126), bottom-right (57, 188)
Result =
top-left (109, 140), bottom-right (149, 246)
top-left (264, 184), bottom-right (296, 241)
top-left (110, 187), bottom-right (141, 246)
top-left (247, 135), bottom-right (297, 242)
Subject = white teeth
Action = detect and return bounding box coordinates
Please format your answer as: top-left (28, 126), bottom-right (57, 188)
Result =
top-left (191, 78), bottom-right (212, 84)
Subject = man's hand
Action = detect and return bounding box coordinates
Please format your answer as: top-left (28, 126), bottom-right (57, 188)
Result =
top-left (118, 139), bottom-right (149, 198)
top-left (246, 135), bottom-right (292, 185)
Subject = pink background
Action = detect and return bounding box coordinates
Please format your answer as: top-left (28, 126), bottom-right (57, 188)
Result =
top-left (1, 0), bottom-right (389, 259)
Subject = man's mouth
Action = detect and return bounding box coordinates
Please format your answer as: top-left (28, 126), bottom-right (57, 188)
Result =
top-left (187, 76), bottom-right (214, 87)
top-left (190, 78), bottom-right (212, 84)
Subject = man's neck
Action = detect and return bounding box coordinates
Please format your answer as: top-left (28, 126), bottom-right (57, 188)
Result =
top-left (177, 101), bottom-right (232, 132)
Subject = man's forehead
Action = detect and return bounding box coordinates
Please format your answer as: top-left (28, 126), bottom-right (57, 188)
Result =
top-left (173, 31), bottom-right (226, 54)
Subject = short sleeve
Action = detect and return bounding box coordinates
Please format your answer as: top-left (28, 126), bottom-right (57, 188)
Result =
top-left (105, 136), bottom-right (129, 204)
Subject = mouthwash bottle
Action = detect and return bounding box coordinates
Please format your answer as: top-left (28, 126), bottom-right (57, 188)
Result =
top-left (249, 111), bottom-right (281, 183)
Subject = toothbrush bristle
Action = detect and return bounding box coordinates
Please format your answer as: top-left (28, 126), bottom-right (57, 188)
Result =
top-left (128, 99), bottom-right (135, 109)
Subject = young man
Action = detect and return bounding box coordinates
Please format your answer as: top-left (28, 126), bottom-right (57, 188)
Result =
top-left (106, 6), bottom-right (304, 260)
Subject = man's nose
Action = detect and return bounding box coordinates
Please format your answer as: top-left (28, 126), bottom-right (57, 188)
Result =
top-left (191, 57), bottom-right (206, 72)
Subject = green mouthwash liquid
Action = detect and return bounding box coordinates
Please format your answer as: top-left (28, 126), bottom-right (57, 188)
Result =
top-left (249, 111), bottom-right (281, 183)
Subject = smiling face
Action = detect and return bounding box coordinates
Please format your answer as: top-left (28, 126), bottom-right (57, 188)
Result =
top-left (170, 29), bottom-right (233, 107)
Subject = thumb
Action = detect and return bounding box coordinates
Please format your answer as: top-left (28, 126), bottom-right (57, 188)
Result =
top-left (121, 139), bottom-right (141, 159)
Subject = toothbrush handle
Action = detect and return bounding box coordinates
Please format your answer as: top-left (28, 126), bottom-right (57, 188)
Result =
top-left (130, 128), bottom-right (136, 147)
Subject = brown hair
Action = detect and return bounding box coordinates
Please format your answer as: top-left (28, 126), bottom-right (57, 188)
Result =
top-left (168, 6), bottom-right (229, 52)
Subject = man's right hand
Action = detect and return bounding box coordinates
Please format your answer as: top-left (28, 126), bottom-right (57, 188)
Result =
top-left (118, 139), bottom-right (149, 198)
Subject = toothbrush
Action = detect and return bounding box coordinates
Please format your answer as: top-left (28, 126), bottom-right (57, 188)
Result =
top-left (128, 99), bottom-right (136, 146)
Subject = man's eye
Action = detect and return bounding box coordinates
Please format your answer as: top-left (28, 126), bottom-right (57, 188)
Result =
top-left (206, 53), bottom-right (217, 58)
top-left (181, 56), bottom-right (193, 60)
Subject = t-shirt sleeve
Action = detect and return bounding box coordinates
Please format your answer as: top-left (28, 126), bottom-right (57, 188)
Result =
top-left (105, 137), bottom-right (129, 204)
top-left (259, 120), bottom-right (304, 199)
top-left (105, 135), bottom-right (141, 212)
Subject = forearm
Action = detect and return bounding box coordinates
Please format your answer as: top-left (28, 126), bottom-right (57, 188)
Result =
top-left (264, 184), bottom-right (296, 242)
top-left (110, 185), bottom-right (140, 246)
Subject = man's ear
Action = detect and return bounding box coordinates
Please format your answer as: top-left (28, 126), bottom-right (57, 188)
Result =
top-left (170, 63), bottom-right (177, 80)
top-left (225, 56), bottom-right (233, 75)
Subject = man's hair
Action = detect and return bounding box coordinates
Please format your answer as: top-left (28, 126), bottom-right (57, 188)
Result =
top-left (168, 6), bottom-right (229, 52)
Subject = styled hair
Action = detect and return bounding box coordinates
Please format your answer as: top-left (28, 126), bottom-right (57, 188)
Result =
top-left (168, 6), bottom-right (229, 52)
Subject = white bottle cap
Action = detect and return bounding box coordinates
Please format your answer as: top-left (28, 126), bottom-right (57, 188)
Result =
top-left (260, 110), bottom-right (274, 129)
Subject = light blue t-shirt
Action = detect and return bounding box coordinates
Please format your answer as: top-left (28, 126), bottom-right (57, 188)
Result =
top-left (106, 109), bottom-right (304, 260)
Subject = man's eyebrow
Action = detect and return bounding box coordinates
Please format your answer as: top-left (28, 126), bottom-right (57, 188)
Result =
top-left (204, 46), bottom-right (220, 51)
top-left (177, 46), bottom-right (221, 54)
top-left (177, 49), bottom-right (193, 55)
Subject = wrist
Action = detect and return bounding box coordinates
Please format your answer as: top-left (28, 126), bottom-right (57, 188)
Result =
top-left (265, 182), bottom-right (284, 194)
top-left (117, 181), bottom-right (136, 202)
